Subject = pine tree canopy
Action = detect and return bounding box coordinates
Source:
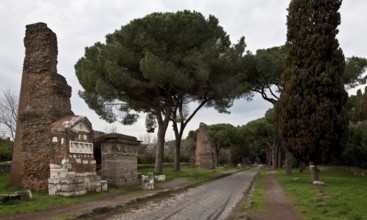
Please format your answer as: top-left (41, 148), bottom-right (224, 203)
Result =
top-left (75, 10), bottom-right (246, 125)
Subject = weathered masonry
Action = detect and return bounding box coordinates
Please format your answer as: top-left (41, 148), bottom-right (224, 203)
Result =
top-left (195, 122), bottom-right (217, 169)
top-left (10, 23), bottom-right (101, 194)
top-left (48, 116), bottom-right (102, 196)
top-left (95, 133), bottom-right (140, 187)
top-left (11, 23), bottom-right (75, 190)
top-left (10, 22), bottom-right (140, 195)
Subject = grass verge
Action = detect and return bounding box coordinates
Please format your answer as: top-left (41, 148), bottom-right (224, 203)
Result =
top-left (276, 166), bottom-right (367, 220)
top-left (234, 167), bottom-right (265, 220)
top-left (0, 171), bottom-right (124, 215)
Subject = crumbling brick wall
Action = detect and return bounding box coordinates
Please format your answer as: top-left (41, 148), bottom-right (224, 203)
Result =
top-left (11, 23), bottom-right (74, 190)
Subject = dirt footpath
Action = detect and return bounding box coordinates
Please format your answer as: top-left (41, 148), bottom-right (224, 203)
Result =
top-left (246, 172), bottom-right (303, 220)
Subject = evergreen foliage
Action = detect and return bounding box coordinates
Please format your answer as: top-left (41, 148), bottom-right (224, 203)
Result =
top-left (208, 124), bottom-right (237, 162)
top-left (275, 0), bottom-right (348, 165)
top-left (351, 86), bottom-right (367, 123)
top-left (0, 138), bottom-right (13, 162)
top-left (244, 46), bottom-right (285, 104)
top-left (75, 11), bottom-right (245, 173)
top-left (341, 122), bottom-right (367, 168)
top-left (241, 46), bottom-right (366, 105)
top-left (343, 57), bottom-right (367, 89)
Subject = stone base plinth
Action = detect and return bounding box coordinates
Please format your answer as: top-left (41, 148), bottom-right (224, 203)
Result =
top-left (48, 164), bottom-right (101, 196)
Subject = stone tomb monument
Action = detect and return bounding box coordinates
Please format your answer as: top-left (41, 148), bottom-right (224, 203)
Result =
top-left (95, 133), bottom-right (140, 187)
top-left (195, 122), bottom-right (217, 169)
top-left (10, 23), bottom-right (101, 195)
top-left (48, 116), bottom-right (102, 196)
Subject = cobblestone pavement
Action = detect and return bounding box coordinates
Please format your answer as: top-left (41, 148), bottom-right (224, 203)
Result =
top-left (104, 166), bottom-right (260, 220)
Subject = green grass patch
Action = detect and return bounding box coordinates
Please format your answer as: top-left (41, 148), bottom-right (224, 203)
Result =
top-left (0, 164), bottom-right (240, 216)
top-left (247, 170), bottom-right (265, 211)
top-left (276, 167), bottom-right (367, 220)
top-left (0, 171), bottom-right (121, 215)
top-left (234, 168), bottom-right (266, 220)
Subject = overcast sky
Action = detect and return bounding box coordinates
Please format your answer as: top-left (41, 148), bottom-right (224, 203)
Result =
top-left (0, 0), bottom-right (366, 140)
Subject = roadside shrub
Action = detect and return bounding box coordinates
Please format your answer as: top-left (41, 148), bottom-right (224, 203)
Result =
top-left (180, 153), bottom-right (191, 163)
top-left (163, 155), bottom-right (174, 163)
top-left (138, 154), bottom-right (155, 164)
top-left (340, 122), bottom-right (367, 168)
top-left (0, 138), bottom-right (13, 162)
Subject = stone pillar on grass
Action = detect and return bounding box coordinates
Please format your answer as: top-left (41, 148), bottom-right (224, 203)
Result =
top-left (195, 122), bottom-right (216, 169)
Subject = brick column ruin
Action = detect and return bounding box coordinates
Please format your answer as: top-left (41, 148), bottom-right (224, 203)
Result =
top-left (195, 122), bottom-right (217, 169)
top-left (11, 23), bottom-right (74, 190)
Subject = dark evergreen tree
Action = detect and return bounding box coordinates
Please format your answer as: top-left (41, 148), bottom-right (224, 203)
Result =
top-left (208, 123), bottom-right (237, 166)
top-left (275, 0), bottom-right (348, 182)
top-left (341, 122), bottom-right (367, 168)
top-left (75, 11), bottom-right (245, 173)
top-left (245, 46), bottom-right (285, 104)
top-left (343, 57), bottom-right (367, 89)
top-left (0, 137), bottom-right (13, 161)
top-left (241, 46), bottom-right (366, 106)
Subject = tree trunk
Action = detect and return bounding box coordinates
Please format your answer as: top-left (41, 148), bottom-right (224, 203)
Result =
top-left (285, 151), bottom-right (293, 175)
top-left (155, 124), bottom-right (166, 174)
top-left (171, 97), bottom-right (208, 171)
top-left (299, 161), bottom-right (305, 173)
top-left (271, 143), bottom-right (277, 169)
top-left (172, 120), bottom-right (185, 171)
top-left (278, 148), bottom-right (282, 168)
top-left (172, 121), bottom-right (180, 171)
top-left (155, 108), bottom-right (171, 174)
top-left (310, 161), bottom-right (319, 182)
top-left (215, 147), bottom-right (219, 168)
top-left (174, 138), bottom-right (181, 171)
top-left (266, 152), bottom-right (271, 167)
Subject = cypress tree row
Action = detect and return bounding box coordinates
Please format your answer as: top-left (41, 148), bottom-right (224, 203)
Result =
top-left (275, 0), bottom-right (348, 182)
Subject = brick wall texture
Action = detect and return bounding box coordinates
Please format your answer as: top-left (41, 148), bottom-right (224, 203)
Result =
top-left (10, 23), bottom-right (74, 190)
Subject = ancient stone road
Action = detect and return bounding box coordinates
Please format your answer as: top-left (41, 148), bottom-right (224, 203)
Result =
top-left (103, 166), bottom-right (260, 220)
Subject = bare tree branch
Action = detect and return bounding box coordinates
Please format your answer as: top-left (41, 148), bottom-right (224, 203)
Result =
top-left (0, 88), bottom-right (18, 140)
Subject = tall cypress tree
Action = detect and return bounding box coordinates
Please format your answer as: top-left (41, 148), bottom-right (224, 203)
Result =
top-left (275, 0), bottom-right (348, 182)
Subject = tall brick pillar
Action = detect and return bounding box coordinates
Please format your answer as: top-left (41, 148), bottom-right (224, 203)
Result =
top-left (10, 23), bottom-right (74, 190)
top-left (195, 122), bottom-right (217, 169)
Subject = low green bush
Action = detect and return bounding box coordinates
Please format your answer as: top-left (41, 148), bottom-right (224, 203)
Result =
top-left (0, 138), bottom-right (13, 162)
top-left (137, 154), bottom-right (155, 164)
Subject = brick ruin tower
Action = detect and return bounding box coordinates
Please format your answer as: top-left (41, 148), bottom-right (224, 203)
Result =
top-left (195, 122), bottom-right (217, 169)
top-left (10, 23), bottom-right (74, 190)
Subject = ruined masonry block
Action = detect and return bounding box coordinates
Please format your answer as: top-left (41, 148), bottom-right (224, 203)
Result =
top-left (97, 133), bottom-right (139, 187)
top-left (50, 164), bottom-right (62, 169)
top-left (195, 122), bottom-right (217, 170)
top-left (11, 23), bottom-right (74, 190)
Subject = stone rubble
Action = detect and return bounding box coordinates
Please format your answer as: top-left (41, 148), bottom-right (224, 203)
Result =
top-left (0, 190), bottom-right (32, 204)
